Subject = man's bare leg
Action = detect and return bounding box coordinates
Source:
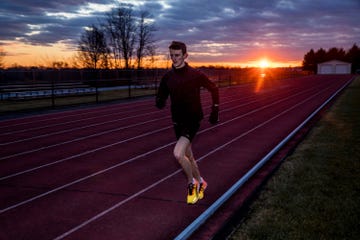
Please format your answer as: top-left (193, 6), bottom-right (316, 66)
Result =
top-left (185, 145), bottom-right (201, 182)
top-left (174, 136), bottom-right (196, 184)
top-left (174, 136), bottom-right (206, 203)
top-left (185, 143), bottom-right (208, 200)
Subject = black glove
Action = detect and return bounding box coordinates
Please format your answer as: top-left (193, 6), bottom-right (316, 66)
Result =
top-left (209, 105), bottom-right (219, 124)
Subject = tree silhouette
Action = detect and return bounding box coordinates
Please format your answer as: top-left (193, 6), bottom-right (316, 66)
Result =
top-left (346, 44), bottom-right (360, 73)
top-left (302, 45), bottom-right (360, 73)
top-left (105, 6), bottom-right (136, 69)
top-left (104, 5), bottom-right (157, 69)
top-left (136, 10), bottom-right (157, 69)
top-left (302, 49), bottom-right (316, 72)
top-left (78, 24), bottom-right (110, 69)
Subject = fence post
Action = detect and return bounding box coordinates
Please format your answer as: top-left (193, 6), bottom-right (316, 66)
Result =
top-left (51, 70), bottom-right (56, 108)
top-left (128, 69), bottom-right (132, 98)
top-left (95, 77), bottom-right (99, 103)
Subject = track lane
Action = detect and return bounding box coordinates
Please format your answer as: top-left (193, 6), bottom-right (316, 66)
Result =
top-left (0, 75), bottom-right (353, 240)
top-left (0, 76), bottom-right (345, 210)
top-left (56, 81), bottom-right (348, 239)
top-left (0, 77), bottom-right (327, 163)
top-left (0, 79), bottom-right (328, 182)
top-left (0, 98), bottom-right (154, 127)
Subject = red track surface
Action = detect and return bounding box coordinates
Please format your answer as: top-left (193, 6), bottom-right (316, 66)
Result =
top-left (0, 74), bottom-right (353, 239)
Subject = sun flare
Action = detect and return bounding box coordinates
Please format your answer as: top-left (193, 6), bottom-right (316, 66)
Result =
top-left (259, 58), bottom-right (270, 68)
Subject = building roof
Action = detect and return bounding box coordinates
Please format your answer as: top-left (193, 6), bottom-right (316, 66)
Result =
top-left (318, 59), bottom-right (351, 65)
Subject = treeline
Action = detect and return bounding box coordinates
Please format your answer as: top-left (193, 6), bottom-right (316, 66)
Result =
top-left (302, 44), bottom-right (360, 73)
top-left (0, 4), bottom-right (158, 70)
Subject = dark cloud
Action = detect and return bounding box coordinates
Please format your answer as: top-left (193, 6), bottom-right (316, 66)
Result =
top-left (0, 0), bottom-right (359, 64)
top-left (0, 0), bottom-right (113, 46)
top-left (152, 0), bottom-right (360, 63)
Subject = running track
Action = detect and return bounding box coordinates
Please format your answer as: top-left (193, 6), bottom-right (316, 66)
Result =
top-left (0, 74), bottom-right (353, 239)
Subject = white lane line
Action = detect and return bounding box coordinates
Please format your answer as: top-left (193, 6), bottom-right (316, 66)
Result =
top-left (174, 76), bottom-right (354, 240)
top-left (0, 82), bottom-right (332, 214)
top-left (0, 92), bottom-right (239, 146)
top-left (0, 126), bottom-right (172, 181)
top-left (0, 80), bottom-right (312, 158)
top-left (0, 87), bottom-right (223, 132)
top-left (53, 80), bottom-right (340, 240)
top-left (0, 95), bottom-right (255, 159)
top-left (0, 105), bottom-right (157, 136)
top-left (0, 99), bottom-right (152, 128)
top-left (0, 84), bottom-right (321, 179)
top-left (0, 88), bottom-right (299, 178)
top-left (53, 168), bottom-right (183, 240)
top-left (0, 141), bottom-right (175, 215)
top-left (0, 110), bottom-right (167, 146)
top-left (0, 90), bottom-right (239, 138)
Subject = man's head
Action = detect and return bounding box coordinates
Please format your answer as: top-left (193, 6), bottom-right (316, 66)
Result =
top-left (169, 41), bottom-right (188, 69)
top-left (169, 41), bottom-right (187, 55)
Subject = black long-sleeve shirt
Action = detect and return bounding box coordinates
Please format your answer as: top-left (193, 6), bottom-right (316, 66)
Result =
top-left (156, 63), bottom-right (219, 123)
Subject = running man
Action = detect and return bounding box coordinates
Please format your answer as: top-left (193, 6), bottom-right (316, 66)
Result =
top-left (156, 41), bottom-right (219, 204)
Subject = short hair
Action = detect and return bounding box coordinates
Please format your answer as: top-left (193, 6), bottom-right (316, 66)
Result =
top-left (169, 41), bottom-right (187, 54)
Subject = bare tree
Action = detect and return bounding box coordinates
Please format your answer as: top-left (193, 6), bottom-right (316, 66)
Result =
top-left (106, 6), bottom-right (136, 69)
top-left (136, 11), bottom-right (156, 69)
top-left (52, 61), bottom-right (69, 69)
top-left (78, 24), bottom-right (110, 69)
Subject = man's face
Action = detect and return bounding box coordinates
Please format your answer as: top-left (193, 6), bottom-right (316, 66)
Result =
top-left (170, 49), bottom-right (188, 68)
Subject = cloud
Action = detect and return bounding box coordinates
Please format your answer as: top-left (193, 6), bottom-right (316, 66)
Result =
top-left (0, 0), bottom-right (113, 45)
top-left (0, 0), bottom-right (359, 65)
top-left (152, 0), bottom-right (360, 63)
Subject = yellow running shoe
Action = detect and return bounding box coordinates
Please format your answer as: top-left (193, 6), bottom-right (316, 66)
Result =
top-left (198, 180), bottom-right (207, 200)
top-left (187, 180), bottom-right (199, 204)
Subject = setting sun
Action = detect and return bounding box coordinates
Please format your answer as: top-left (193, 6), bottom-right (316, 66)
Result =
top-left (259, 58), bottom-right (270, 68)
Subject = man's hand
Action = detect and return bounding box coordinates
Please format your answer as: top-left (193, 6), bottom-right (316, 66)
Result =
top-left (156, 97), bottom-right (166, 109)
top-left (209, 105), bottom-right (219, 124)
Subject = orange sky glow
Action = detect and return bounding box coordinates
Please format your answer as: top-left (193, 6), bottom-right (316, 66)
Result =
top-left (2, 41), bottom-right (76, 68)
top-left (1, 1), bottom-right (358, 70)
top-left (1, 41), bottom-right (302, 69)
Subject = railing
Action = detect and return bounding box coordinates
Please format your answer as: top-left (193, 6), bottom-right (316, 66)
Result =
top-left (0, 67), bottom-right (308, 114)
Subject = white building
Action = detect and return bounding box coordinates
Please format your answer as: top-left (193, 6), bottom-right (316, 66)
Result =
top-left (317, 60), bottom-right (351, 74)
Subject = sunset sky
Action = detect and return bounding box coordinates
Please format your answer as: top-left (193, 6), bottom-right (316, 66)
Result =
top-left (0, 0), bottom-right (359, 68)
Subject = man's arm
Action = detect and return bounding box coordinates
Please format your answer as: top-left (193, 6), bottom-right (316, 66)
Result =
top-left (155, 77), bottom-right (169, 109)
top-left (201, 74), bottom-right (219, 124)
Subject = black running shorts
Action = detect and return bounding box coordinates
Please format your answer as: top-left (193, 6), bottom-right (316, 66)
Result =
top-left (173, 121), bottom-right (200, 142)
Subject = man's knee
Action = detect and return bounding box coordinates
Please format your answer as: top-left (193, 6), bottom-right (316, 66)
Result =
top-left (173, 136), bottom-right (190, 162)
top-left (173, 148), bottom-right (183, 162)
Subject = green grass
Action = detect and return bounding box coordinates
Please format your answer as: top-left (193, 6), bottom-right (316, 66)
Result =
top-left (229, 76), bottom-right (360, 240)
top-left (0, 88), bottom-right (156, 114)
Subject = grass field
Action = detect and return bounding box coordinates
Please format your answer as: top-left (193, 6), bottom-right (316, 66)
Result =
top-left (228, 76), bottom-right (360, 239)
top-left (0, 87), bottom-right (156, 114)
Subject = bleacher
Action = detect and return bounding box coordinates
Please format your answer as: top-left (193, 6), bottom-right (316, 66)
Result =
top-left (0, 82), bottom-right (96, 100)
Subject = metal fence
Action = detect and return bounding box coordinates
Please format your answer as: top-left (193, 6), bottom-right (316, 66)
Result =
top-left (0, 67), bottom-right (308, 114)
